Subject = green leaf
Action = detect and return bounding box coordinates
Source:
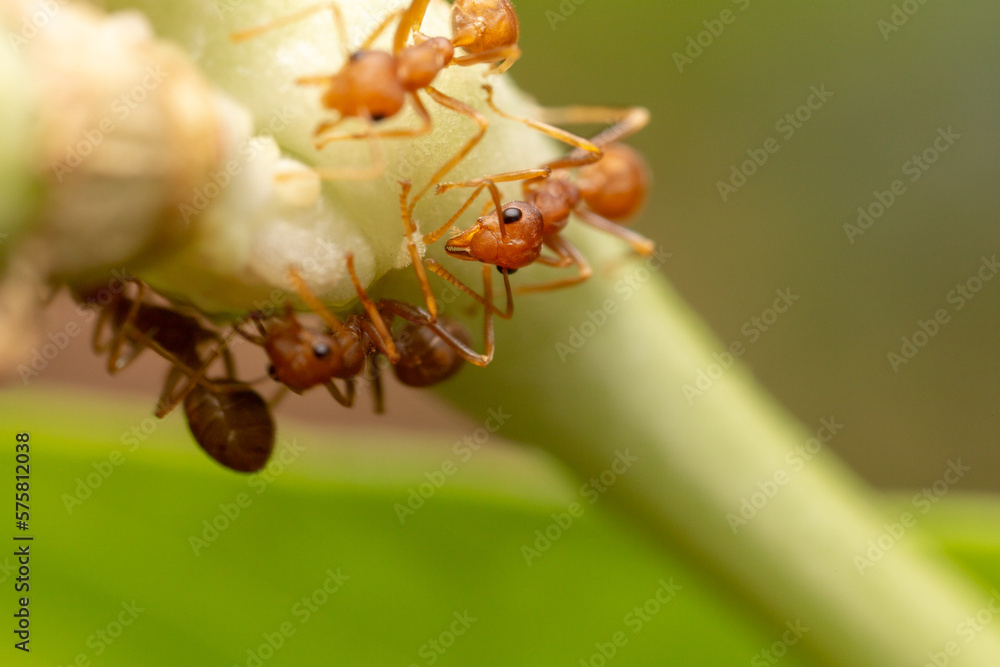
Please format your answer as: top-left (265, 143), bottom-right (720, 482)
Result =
top-left (11, 387), bottom-right (812, 666)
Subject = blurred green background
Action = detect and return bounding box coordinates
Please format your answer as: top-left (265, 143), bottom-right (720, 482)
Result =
top-left (507, 0), bottom-right (1000, 489)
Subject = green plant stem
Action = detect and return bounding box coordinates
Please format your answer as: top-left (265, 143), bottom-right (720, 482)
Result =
top-left (432, 225), bottom-right (1000, 666)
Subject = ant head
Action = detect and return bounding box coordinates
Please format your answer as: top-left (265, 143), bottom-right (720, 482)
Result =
top-left (396, 37), bottom-right (454, 92)
top-left (322, 51), bottom-right (406, 121)
top-left (527, 177), bottom-right (580, 234)
top-left (393, 318), bottom-right (470, 387)
top-left (263, 316), bottom-right (362, 392)
top-left (445, 201), bottom-right (544, 270)
top-left (577, 143), bottom-right (650, 221)
top-left (451, 0), bottom-right (519, 55)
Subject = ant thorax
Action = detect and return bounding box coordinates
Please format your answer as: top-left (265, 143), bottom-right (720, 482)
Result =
top-left (526, 177), bottom-right (581, 235)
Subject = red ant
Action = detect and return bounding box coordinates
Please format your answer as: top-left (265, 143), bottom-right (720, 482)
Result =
top-left (422, 89), bottom-right (653, 299)
top-left (231, 0), bottom-right (521, 206)
top-left (75, 283), bottom-right (275, 473)
top-left (236, 244), bottom-right (493, 413)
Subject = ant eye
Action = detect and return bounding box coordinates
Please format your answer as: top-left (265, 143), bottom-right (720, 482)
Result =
top-left (313, 342), bottom-right (331, 359)
top-left (502, 207), bottom-right (522, 224)
top-left (349, 51), bottom-right (362, 61)
top-left (497, 266), bottom-right (518, 275)
top-left (370, 113), bottom-right (386, 122)
top-left (267, 364), bottom-right (277, 379)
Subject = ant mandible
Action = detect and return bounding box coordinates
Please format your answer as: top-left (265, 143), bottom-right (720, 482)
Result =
top-left (75, 282), bottom-right (275, 473)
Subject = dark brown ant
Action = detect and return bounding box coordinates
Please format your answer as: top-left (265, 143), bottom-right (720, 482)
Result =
top-left (237, 251), bottom-right (492, 412)
top-left (231, 0), bottom-right (521, 204)
top-left (75, 282), bottom-right (275, 473)
top-left (427, 91), bottom-right (653, 295)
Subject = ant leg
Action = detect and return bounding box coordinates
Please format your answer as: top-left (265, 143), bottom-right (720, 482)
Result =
top-left (535, 105), bottom-right (650, 150)
top-left (233, 318), bottom-right (268, 347)
top-left (433, 168), bottom-right (550, 243)
top-left (361, 8), bottom-right (405, 50)
top-left (425, 260), bottom-right (513, 320)
top-left (296, 76), bottom-right (333, 88)
top-left (398, 181), bottom-right (440, 321)
top-left (286, 267), bottom-right (353, 338)
top-left (154, 329), bottom-right (241, 419)
top-left (482, 84), bottom-right (602, 170)
top-left (306, 117), bottom-right (388, 181)
top-left (573, 206), bottom-right (655, 257)
top-left (367, 359), bottom-right (384, 414)
top-left (407, 86), bottom-right (488, 216)
top-left (423, 183), bottom-right (487, 245)
top-left (435, 168), bottom-right (550, 198)
top-left (514, 235), bottom-right (592, 294)
top-left (231, 2), bottom-right (350, 59)
top-left (324, 378), bottom-right (356, 407)
top-left (90, 302), bottom-right (115, 354)
top-left (345, 252), bottom-right (400, 362)
top-left (378, 297), bottom-right (496, 367)
top-left (315, 94), bottom-right (432, 145)
top-left (154, 365), bottom-right (188, 419)
top-left (392, 0), bottom-right (432, 53)
top-left (452, 45), bottom-right (522, 73)
top-left (268, 385), bottom-right (291, 409)
top-left (105, 284), bottom-right (147, 374)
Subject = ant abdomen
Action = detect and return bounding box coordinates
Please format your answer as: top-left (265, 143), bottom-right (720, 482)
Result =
top-left (451, 0), bottom-right (519, 56)
top-left (393, 318), bottom-right (471, 387)
top-left (321, 51), bottom-right (406, 120)
top-left (577, 143), bottom-right (650, 221)
top-left (184, 382), bottom-right (275, 473)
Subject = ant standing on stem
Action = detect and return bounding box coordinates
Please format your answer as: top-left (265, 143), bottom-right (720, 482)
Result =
top-left (428, 88), bottom-right (653, 296)
top-left (232, 0), bottom-right (521, 207)
top-left (237, 238), bottom-right (497, 413)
